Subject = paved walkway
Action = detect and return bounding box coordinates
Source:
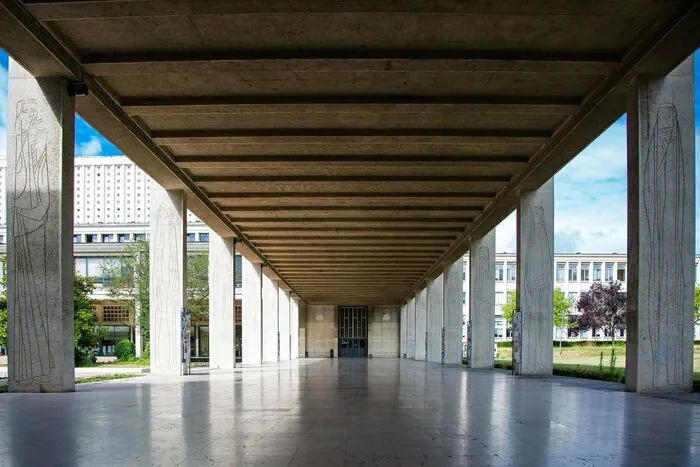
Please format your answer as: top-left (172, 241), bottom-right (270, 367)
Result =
top-left (0, 359), bottom-right (699, 466)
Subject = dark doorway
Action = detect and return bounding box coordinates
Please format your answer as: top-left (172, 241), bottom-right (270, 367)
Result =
top-left (338, 306), bottom-right (368, 358)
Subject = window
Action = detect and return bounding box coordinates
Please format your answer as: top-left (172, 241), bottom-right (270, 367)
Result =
top-left (102, 234), bottom-right (114, 243)
top-left (73, 235), bottom-right (82, 244)
top-left (102, 305), bottom-right (130, 323)
top-left (495, 291), bottom-right (504, 305)
top-left (0, 235), bottom-right (5, 245)
top-left (556, 262), bottom-right (565, 282)
top-left (495, 263), bottom-right (504, 281)
top-left (605, 263), bottom-right (614, 282)
top-left (568, 263), bottom-right (578, 281)
top-left (463, 292), bottom-right (466, 305)
top-left (593, 262), bottom-right (602, 281)
top-left (506, 263), bottom-right (516, 282)
top-left (187, 232), bottom-right (196, 243)
top-left (134, 233), bottom-right (146, 241)
top-left (199, 233), bottom-right (209, 243)
top-left (118, 234), bottom-right (130, 243)
top-left (581, 263), bottom-right (590, 282)
top-left (617, 262), bottom-right (626, 282)
top-left (234, 255), bottom-right (242, 288)
top-left (495, 320), bottom-right (504, 338)
top-left (85, 234), bottom-right (97, 243)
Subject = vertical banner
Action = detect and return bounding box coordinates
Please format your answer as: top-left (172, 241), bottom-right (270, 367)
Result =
top-left (512, 308), bottom-right (522, 375)
top-left (181, 308), bottom-right (191, 375)
top-left (466, 321), bottom-right (472, 365)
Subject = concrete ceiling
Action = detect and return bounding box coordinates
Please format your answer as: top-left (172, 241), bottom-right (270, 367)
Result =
top-left (1, 0), bottom-right (699, 304)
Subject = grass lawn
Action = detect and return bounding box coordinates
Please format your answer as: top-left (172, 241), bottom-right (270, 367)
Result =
top-left (493, 344), bottom-right (700, 389)
top-left (0, 373), bottom-right (144, 393)
top-left (495, 344), bottom-right (700, 370)
top-left (94, 359), bottom-right (150, 368)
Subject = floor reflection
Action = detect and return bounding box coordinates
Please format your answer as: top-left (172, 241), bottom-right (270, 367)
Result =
top-left (0, 359), bottom-right (698, 465)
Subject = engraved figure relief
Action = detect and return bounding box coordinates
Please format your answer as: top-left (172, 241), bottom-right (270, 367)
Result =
top-left (524, 205), bottom-right (552, 362)
top-left (151, 201), bottom-right (181, 369)
top-left (472, 246), bottom-right (492, 358)
top-left (12, 98), bottom-right (54, 384)
top-left (641, 103), bottom-right (687, 388)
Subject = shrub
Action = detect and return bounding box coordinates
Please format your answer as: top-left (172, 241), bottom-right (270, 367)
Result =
top-left (75, 347), bottom-right (97, 367)
top-left (115, 339), bottom-right (135, 361)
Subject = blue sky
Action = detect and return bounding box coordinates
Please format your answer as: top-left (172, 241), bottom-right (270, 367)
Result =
top-left (1, 49), bottom-right (699, 253)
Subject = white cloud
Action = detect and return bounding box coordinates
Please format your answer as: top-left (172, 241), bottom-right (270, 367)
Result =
top-left (495, 123), bottom-right (700, 254)
top-left (75, 136), bottom-right (103, 157)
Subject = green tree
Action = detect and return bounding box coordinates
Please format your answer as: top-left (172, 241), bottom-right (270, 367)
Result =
top-left (73, 274), bottom-right (107, 362)
top-left (187, 252), bottom-right (209, 322)
top-left (101, 241), bottom-right (150, 347)
top-left (553, 287), bottom-right (573, 351)
top-left (501, 290), bottom-right (517, 326)
top-left (695, 286), bottom-right (700, 325)
top-left (502, 288), bottom-right (573, 347)
top-left (100, 242), bottom-right (210, 341)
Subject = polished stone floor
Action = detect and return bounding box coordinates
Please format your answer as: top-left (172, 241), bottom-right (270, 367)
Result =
top-left (1, 358), bottom-right (700, 466)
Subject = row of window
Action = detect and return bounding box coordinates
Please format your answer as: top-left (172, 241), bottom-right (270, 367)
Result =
top-left (491, 261), bottom-right (628, 283)
top-left (556, 262), bottom-right (626, 282)
top-left (73, 232), bottom-right (210, 244)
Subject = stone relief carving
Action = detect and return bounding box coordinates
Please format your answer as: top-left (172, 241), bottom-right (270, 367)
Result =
top-left (641, 103), bottom-right (687, 387)
top-left (12, 98), bottom-right (54, 385)
top-left (151, 201), bottom-right (182, 369)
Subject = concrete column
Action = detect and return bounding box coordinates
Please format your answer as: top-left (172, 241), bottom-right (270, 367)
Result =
top-left (427, 274), bottom-right (443, 363)
top-left (278, 288), bottom-right (291, 361)
top-left (515, 179), bottom-right (554, 375)
top-left (400, 304), bottom-right (407, 358)
top-left (149, 185), bottom-right (187, 375)
top-left (6, 59), bottom-right (75, 392)
top-left (626, 56), bottom-right (695, 393)
top-left (415, 287), bottom-right (428, 361)
top-left (290, 296), bottom-right (300, 359)
top-left (443, 259), bottom-right (464, 365)
top-left (298, 301), bottom-right (306, 357)
top-left (208, 231), bottom-right (236, 369)
top-left (469, 231), bottom-right (496, 369)
top-left (134, 300), bottom-right (142, 359)
top-left (262, 275), bottom-right (279, 363)
top-left (406, 296), bottom-right (416, 358)
top-left (242, 256), bottom-right (263, 366)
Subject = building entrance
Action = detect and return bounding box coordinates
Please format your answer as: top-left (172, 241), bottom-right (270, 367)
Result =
top-left (338, 306), bottom-right (368, 358)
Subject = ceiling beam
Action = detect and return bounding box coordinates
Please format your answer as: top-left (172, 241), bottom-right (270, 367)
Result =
top-left (194, 174), bottom-right (510, 183)
top-left (210, 192), bottom-right (494, 200)
top-left (83, 50), bottom-right (617, 75)
top-left (128, 96), bottom-right (579, 116)
top-left (253, 239), bottom-right (454, 245)
top-left (221, 205), bottom-right (484, 214)
top-left (231, 217), bottom-right (473, 224)
top-left (152, 129), bottom-right (551, 145)
top-left (25, 0), bottom-right (670, 21)
top-left (175, 154), bottom-right (530, 168)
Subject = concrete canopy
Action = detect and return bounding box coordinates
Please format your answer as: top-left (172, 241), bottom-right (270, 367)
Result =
top-left (1, 0), bottom-right (699, 304)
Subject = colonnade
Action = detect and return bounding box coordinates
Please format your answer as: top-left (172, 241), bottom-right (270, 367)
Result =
top-left (4, 55), bottom-right (696, 393)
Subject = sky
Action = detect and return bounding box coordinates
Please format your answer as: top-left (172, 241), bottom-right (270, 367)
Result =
top-left (1, 49), bottom-right (699, 254)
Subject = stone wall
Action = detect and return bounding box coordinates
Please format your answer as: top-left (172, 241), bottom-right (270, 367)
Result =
top-left (369, 305), bottom-right (400, 358)
top-left (305, 305), bottom-right (337, 358)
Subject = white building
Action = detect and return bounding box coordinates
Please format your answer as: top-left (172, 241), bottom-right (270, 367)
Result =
top-left (1, 155), bottom-right (698, 354)
top-left (462, 252), bottom-right (700, 346)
